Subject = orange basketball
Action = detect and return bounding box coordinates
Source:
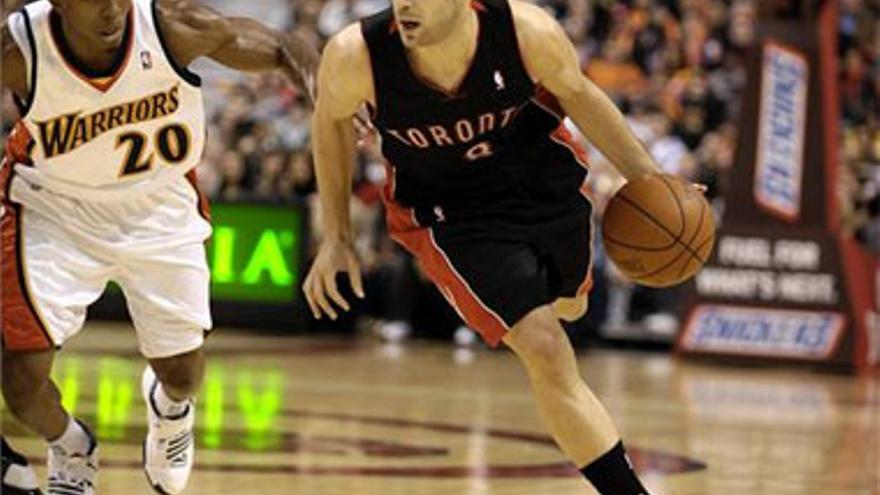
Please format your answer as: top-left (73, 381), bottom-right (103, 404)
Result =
top-left (601, 174), bottom-right (716, 288)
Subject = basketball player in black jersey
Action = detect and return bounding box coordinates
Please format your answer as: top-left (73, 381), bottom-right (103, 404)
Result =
top-left (304, 0), bottom-right (669, 494)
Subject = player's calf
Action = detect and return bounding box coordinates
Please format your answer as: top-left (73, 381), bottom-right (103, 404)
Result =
top-left (504, 307), bottom-right (653, 495)
top-left (1, 351), bottom-right (68, 441)
top-left (3, 351), bottom-right (99, 495)
top-left (148, 348), bottom-right (205, 401)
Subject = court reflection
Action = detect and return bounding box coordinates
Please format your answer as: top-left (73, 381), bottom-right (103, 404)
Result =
top-left (676, 366), bottom-right (875, 495)
top-left (2, 351), bottom-right (706, 481)
top-left (3, 356), bottom-right (288, 453)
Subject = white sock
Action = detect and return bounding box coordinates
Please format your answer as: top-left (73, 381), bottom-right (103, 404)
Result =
top-left (49, 417), bottom-right (91, 455)
top-left (153, 382), bottom-right (190, 418)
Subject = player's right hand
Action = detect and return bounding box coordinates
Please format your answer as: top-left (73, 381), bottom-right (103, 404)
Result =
top-left (303, 240), bottom-right (365, 320)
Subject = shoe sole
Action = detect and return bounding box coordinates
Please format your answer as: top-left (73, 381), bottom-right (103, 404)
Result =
top-left (1, 486), bottom-right (43, 495)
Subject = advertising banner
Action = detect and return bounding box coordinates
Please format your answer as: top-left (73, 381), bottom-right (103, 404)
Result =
top-left (677, 4), bottom-right (878, 371)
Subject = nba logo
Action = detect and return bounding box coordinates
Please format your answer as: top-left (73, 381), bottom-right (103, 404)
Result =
top-left (140, 51), bottom-right (153, 70)
top-left (493, 70), bottom-right (505, 91)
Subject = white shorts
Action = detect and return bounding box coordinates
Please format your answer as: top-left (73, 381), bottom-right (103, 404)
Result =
top-left (1, 171), bottom-right (212, 359)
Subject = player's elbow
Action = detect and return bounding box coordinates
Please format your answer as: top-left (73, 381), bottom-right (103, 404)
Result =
top-left (548, 76), bottom-right (591, 112)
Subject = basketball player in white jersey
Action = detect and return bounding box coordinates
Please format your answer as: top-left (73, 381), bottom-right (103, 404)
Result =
top-left (0, 0), bottom-right (317, 493)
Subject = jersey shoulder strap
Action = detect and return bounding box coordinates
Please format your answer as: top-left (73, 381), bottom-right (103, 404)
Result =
top-left (477, 0), bottom-right (534, 96)
top-left (360, 8), bottom-right (403, 114)
top-left (136, 0), bottom-right (202, 87)
top-left (7, 5), bottom-right (42, 115)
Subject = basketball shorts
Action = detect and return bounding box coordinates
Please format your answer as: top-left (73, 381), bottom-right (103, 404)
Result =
top-left (384, 198), bottom-right (594, 347)
top-left (1, 170), bottom-right (212, 359)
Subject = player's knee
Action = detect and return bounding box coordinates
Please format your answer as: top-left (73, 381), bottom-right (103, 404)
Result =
top-left (149, 349), bottom-right (205, 397)
top-left (1, 352), bottom-right (52, 416)
top-left (506, 308), bottom-right (572, 379)
top-left (553, 295), bottom-right (589, 322)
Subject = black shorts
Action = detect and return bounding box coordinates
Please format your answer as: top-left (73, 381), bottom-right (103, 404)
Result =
top-left (385, 197), bottom-right (594, 347)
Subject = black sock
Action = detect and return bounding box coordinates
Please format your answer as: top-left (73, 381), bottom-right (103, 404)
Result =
top-left (580, 441), bottom-right (650, 495)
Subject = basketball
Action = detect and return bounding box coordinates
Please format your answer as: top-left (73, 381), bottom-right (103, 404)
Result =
top-left (601, 174), bottom-right (715, 288)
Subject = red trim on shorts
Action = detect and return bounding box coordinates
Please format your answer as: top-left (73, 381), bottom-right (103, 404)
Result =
top-left (1, 165), bottom-right (51, 352)
top-left (381, 165), bottom-right (509, 347)
top-left (550, 125), bottom-right (590, 170)
top-left (533, 86), bottom-right (565, 118)
top-left (576, 268), bottom-right (594, 296)
top-left (185, 169), bottom-right (211, 222)
top-left (534, 88), bottom-right (594, 297)
top-left (530, 86), bottom-right (591, 171)
top-left (4, 122), bottom-right (35, 166)
top-left (576, 183), bottom-right (595, 296)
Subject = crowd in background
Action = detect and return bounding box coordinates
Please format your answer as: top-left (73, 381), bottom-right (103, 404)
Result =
top-left (838, 0), bottom-right (879, 253)
top-left (1, 0), bottom-right (877, 343)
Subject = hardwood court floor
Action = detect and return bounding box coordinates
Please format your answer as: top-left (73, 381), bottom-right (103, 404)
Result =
top-left (2, 322), bottom-right (877, 495)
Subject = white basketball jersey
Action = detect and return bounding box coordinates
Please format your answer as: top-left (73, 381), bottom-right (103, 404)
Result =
top-left (6, 0), bottom-right (205, 201)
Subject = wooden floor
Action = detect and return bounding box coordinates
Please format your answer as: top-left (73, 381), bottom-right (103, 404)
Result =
top-left (3, 322), bottom-right (877, 495)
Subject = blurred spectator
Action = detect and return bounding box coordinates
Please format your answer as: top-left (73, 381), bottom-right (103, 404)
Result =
top-left (586, 35), bottom-right (651, 101)
top-left (317, 0), bottom-right (386, 38)
top-left (836, 0), bottom-right (879, 253)
top-left (217, 150), bottom-right (251, 202)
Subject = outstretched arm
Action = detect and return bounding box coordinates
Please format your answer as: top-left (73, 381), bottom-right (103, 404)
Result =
top-left (155, 0), bottom-right (319, 100)
top-left (302, 23), bottom-right (374, 320)
top-left (511, 0), bottom-right (659, 180)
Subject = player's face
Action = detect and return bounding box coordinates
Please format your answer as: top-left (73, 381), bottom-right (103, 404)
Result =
top-left (54, 0), bottom-right (132, 51)
top-left (391, 0), bottom-right (468, 47)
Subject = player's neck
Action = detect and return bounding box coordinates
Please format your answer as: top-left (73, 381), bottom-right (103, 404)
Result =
top-left (57, 17), bottom-right (120, 74)
top-left (406, 9), bottom-right (479, 94)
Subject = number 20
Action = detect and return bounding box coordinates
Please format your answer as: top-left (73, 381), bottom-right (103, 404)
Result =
top-left (116, 123), bottom-right (191, 177)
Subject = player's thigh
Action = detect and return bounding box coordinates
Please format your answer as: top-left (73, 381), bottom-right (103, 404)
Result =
top-left (2, 205), bottom-right (112, 351)
top-left (117, 242), bottom-right (212, 360)
top-left (402, 223), bottom-right (553, 347)
top-left (536, 209), bottom-right (594, 322)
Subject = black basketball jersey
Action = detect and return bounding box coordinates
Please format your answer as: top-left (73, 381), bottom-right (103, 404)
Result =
top-left (361, 0), bottom-right (589, 221)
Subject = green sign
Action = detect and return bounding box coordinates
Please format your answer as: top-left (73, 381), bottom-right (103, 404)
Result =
top-left (208, 203), bottom-right (303, 304)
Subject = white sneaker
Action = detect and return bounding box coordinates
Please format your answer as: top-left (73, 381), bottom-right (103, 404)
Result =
top-left (46, 423), bottom-right (98, 495)
top-left (2, 437), bottom-right (44, 495)
top-left (141, 367), bottom-right (195, 495)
